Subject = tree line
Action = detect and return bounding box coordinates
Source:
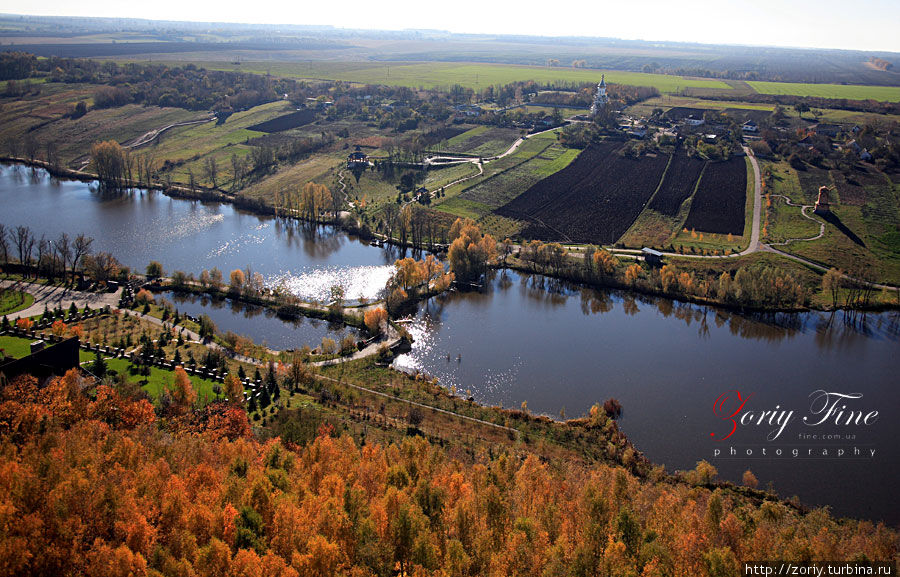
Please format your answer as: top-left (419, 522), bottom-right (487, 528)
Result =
top-left (0, 367), bottom-right (894, 576)
top-left (0, 223), bottom-right (124, 285)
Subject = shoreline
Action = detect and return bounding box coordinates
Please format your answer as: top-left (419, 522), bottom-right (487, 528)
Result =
top-left (3, 158), bottom-right (897, 314)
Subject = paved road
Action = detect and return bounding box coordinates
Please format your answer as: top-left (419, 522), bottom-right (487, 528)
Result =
top-left (742, 145), bottom-right (763, 255)
top-left (1, 279), bottom-right (122, 320)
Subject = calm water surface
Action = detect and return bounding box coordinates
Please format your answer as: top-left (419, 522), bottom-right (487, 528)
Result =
top-left (3, 165), bottom-right (897, 524)
top-left (158, 291), bottom-right (360, 351)
top-left (395, 270), bottom-right (900, 524)
top-left (0, 165), bottom-right (394, 301)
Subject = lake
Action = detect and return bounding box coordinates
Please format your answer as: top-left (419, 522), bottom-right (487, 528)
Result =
top-left (0, 164), bottom-right (395, 301)
top-left (3, 164), bottom-right (897, 525)
top-left (394, 270), bottom-right (900, 524)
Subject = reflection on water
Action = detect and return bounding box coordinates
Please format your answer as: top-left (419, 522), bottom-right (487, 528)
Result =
top-left (161, 291), bottom-right (359, 351)
top-left (0, 164), bottom-right (393, 301)
top-left (395, 269), bottom-right (899, 524)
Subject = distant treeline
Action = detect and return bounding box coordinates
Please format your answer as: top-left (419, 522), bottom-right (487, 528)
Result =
top-left (700, 90), bottom-right (900, 116)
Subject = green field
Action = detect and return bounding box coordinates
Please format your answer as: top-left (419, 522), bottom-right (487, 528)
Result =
top-left (183, 61), bottom-right (733, 93)
top-left (748, 81), bottom-right (900, 103)
top-left (0, 335), bottom-right (33, 359)
top-left (762, 162), bottom-right (822, 244)
top-left (0, 289), bottom-right (34, 315)
top-left (101, 357), bottom-right (224, 406)
top-left (772, 164), bottom-right (900, 284)
top-left (437, 125), bottom-right (522, 157)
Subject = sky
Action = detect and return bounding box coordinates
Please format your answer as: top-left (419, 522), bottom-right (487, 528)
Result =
top-left (2, 0), bottom-right (899, 53)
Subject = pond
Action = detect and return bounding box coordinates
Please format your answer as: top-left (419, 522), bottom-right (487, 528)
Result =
top-left (157, 290), bottom-right (360, 352)
top-left (0, 164), bottom-right (395, 301)
top-left (394, 270), bottom-right (900, 524)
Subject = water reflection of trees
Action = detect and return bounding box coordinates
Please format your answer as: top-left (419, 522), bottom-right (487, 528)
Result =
top-left (425, 270), bottom-right (897, 349)
top-left (813, 310), bottom-right (900, 350)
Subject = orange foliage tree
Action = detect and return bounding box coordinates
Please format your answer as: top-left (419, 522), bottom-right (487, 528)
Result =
top-left (170, 366), bottom-right (197, 411)
top-left (363, 307), bottom-right (388, 335)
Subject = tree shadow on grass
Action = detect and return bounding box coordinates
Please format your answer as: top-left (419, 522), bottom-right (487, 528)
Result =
top-left (821, 212), bottom-right (866, 247)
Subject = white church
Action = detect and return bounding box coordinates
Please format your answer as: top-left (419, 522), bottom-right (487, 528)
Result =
top-left (591, 75), bottom-right (609, 116)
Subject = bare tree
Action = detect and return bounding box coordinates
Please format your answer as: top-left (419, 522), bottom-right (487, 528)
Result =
top-left (72, 233), bottom-right (94, 280)
top-left (45, 140), bottom-right (60, 172)
top-left (13, 225), bottom-right (34, 268)
top-left (23, 134), bottom-right (39, 164)
top-left (36, 235), bottom-right (50, 278)
top-left (230, 153), bottom-right (243, 191)
top-left (84, 251), bottom-right (120, 284)
top-left (5, 135), bottom-right (20, 159)
top-left (203, 156), bottom-right (218, 189)
top-left (55, 232), bottom-right (71, 283)
top-left (0, 224), bottom-right (9, 264)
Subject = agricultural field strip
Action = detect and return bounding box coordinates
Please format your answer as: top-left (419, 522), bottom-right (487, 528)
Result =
top-left (497, 143), bottom-right (671, 244)
top-left (682, 156), bottom-right (748, 236)
top-left (186, 60), bottom-right (733, 93)
top-left (747, 81), bottom-right (900, 103)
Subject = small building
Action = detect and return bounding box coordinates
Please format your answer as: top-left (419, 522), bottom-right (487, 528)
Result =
top-left (684, 115), bottom-right (705, 126)
top-left (742, 120), bottom-right (759, 133)
top-left (642, 247), bottom-right (664, 266)
top-left (814, 186), bottom-right (831, 215)
top-left (812, 123), bottom-right (841, 138)
top-left (347, 145), bottom-right (369, 168)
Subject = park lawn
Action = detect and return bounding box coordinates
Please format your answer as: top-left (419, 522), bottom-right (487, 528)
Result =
top-left (189, 60), bottom-right (733, 93)
top-left (748, 81), bottom-right (900, 103)
top-left (0, 83), bottom-right (203, 167)
top-left (0, 289), bottom-right (34, 315)
top-left (776, 168), bottom-right (900, 284)
top-left (150, 101), bottom-right (290, 183)
top-left (0, 335), bottom-right (34, 359)
top-left (49, 103), bottom-right (202, 165)
top-left (761, 161), bottom-right (821, 244)
top-left (102, 357), bottom-right (224, 407)
top-left (476, 214), bottom-right (525, 240)
top-left (626, 95), bottom-right (776, 117)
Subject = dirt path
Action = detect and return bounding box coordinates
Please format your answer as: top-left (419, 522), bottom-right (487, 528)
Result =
top-left (123, 116), bottom-right (215, 149)
top-left (313, 372), bottom-right (519, 435)
top-left (766, 194), bottom-right (826, 246)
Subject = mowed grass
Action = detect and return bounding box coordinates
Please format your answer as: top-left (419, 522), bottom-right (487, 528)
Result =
top-left (0, 335), bottom-right (34, 359)
top-left (0, 289), bottom-right (34, 315)
top-left (101, 357), bottom-right (224, 407)
top-left (748, 81), bottom-right (900, 103)
top-left (762, 161), bottom-right (821, 244)
top-left (186, 60), bottom-right (733, 93)
top-left (775, 167), bottom-right (900, 284)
